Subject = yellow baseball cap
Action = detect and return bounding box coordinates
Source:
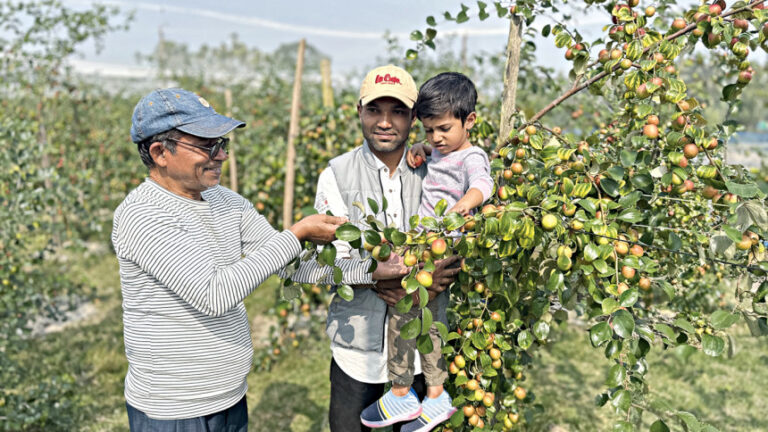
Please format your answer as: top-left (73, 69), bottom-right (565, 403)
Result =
top-left (359, 65), bottom-right (418, 108)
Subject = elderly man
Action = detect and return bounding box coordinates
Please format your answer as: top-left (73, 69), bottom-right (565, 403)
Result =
top-left (314, 65), bottom-right (460, 432)
top-left (113, 88), bottom-right (406, 431)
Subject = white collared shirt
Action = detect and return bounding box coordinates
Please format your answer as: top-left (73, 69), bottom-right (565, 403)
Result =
top-left (315, 148), bottom-right (422, 383)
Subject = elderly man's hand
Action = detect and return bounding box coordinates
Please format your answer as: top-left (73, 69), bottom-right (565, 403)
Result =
top-left (373, 255), bottom-right (461, 306)
top-left (289, 214), bottom-right (347, 245)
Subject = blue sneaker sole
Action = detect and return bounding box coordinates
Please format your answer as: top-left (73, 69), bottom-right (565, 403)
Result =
top-left (360, 406), bottom-right (423, 428)
top-left (405, 407), bottom-right (458, 432)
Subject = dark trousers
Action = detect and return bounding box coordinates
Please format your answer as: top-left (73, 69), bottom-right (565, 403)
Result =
top-left (126, 396), bottom-right (247, 432)
top-left (329, 357), bottom-right (427, 432)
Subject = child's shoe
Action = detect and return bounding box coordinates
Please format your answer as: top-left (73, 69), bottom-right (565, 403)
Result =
top-left (400, 391), bottom-right (457, 432)
top-left (360, 388), bottom-right (422, 428)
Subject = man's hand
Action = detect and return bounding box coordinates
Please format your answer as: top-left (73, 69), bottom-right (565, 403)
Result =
top-left (406, 143), bottom-right (431, 168)
top-left (372, 253), bottom-right (409, 280)
top-left (373, 255), bottom-right (461, 306)
top-left (289, 214), bottom-right (347, 245)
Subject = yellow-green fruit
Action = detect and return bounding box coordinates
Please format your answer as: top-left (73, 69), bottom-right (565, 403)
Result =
top-left (541, 214), bottom-right (558, 231)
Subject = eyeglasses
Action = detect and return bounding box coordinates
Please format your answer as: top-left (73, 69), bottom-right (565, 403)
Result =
top-left (166, 137), bottom-right (229, 159)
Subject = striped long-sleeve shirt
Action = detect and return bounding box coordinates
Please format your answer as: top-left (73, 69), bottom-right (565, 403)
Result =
top-left (111, 179), bottom-right (372, 419)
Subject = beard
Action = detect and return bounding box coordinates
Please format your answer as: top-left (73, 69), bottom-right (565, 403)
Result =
top-left (364, 131), bottom-right (408, 153)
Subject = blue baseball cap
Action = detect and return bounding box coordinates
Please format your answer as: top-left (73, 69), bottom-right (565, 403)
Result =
top-left (130, 88), bottom-right (245, 143)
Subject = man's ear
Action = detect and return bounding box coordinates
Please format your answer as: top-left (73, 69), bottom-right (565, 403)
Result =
top-left (464, 112), bottom-right (477, 131)
top-left (149, 142), bottom-right (168, 167)
top-left (357, 103), bottom-right (363, 115)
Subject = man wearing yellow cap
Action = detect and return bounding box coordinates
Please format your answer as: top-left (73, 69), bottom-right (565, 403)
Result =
top-left (314, 65), bottom-right (460, 432)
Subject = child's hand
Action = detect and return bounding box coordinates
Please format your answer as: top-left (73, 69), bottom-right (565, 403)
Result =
top-left (407, 143), bottom-right (429, 168)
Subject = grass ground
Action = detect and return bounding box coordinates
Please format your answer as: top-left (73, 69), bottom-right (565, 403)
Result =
top-left (19, 252), bottom-right (768, 431)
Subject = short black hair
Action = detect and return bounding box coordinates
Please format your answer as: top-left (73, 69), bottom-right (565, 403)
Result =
top-left (413, 72), bottom-right (477, 123)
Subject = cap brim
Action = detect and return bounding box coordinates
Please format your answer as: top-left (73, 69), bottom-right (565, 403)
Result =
top-left (360, 91), bottom-right (415, 109)
top-left (177, 113), bottom-right (245, 139)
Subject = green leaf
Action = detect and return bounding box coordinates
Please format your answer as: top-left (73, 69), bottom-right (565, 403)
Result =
top-left (555, 32), bottom-right (572, 48)
top-left (363, 230), bottom-right (382, 247)
top-left (401, 317), bottom-right (421, 340)
top-left (701, 334), bottom-right (725, 356)
top-left (606, 166), bottom-right (626, 181)
top-left (618, 209), bottom-right (644, 223)
top-left (319, 243), bottom-right (337, 266)
top-left (546, 270), bottom-right (565, 292)
top-left (630, 173), bottom-right (654, 193)
top-left (725, 181), bottom-right (763, 199)
top-left (517, 329), bottom-right (533, 350)
top-left (396, 293), bottom-right (413, 314)
top-left (409, 30), bottom-right (423, 41)
top-left (666, 232), bottom-right (682, 251)
top-left (434, 199), bottom-right (448, 217)
top-left (612, 421), bottom-right (634, 432)
top-left (419, 285), bottom-right (429, 308)
top-left (619, 288), bottom-right (639, 308)
top-left (600, 178), bottom-right (620, 197)
top-left (612, 309), bottom-right (635, 339)
top-left (590, 322), bottom-right (612, 347)
top-left (367, 198), bottom-right (379, 214)
top-left (736, 200), bottom-right (768, 231)
top-left (426, 16), bottom-right (437, 26)
top-left (676, 411), bottom-right (701, 432)
top-left (333, 266), bottom-right (343, 284)
top-left (434, 321), bottom-right (448, 340)
top-left (584, 243), bottom-right (600, 262)
top-left (421, 217), bottom-right (439, 230)
top-left (650, 420), bottom-right (670, 432)
top-left (606, 363), bottom-right (626, 387)
top-left (578, 199), bottom-right (597, 217)
top-left (710, 310), bottom-right (739, 330)
top-left (723, 226), bottom-right (744, 243)
top-left (655, 323), bottom-right (676, 341)
top-left (421, 307), bottom-right (433, 335)
top-left (444, 212), bottom-right (466, 231)
top-left (620, 150), bottom-right (637, 167)
top-left (337, 284), bottom-right (354, 301)
top-left (388, 230), bottom-right (407, 246)
top-left (602, 298), bottom-right (620, 315)
top-left (335, 223), bottom-right (361, 242)
top-left (410, 215), bottom-right (420, 230)
top-left (611, 389), bottom-right (631, 412)
top-left (673, 318), bottom-right (696, 334)
top-left (533, 320), bottom-right (550, 341)
top-left (416, 333), bottom-right (434, 354)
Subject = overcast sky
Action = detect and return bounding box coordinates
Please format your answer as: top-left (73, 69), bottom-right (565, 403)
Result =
top-left (62, 0), bottom-right (609, 78)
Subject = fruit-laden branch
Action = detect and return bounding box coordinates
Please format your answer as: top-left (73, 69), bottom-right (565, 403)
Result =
top-left (494, 0), bottom-right (767, 153)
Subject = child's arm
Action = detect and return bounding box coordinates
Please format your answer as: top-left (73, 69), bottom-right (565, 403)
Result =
top-left (406, 142), bottom-right (432, 168)
top-left (448, 150), bottom-right (493, 215)
top-left (448, 188), bottom-right (485, 216)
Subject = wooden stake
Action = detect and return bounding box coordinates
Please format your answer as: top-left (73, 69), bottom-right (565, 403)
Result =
top-left (497, 15), bottom-right (523, 151)
top-left (321, 58), bottom-right (334, 109)
top-left (224, 88), bottom-right (238, 193)
top-left (282, 39), bottom-right (306, 229)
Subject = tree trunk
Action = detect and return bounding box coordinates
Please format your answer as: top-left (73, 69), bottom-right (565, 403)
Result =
top-left (282, 39), bottom-right (306, 229)
top-left (497, 15), bottom-right (523, 152)
top-left (225, 88), bottom-right (238, 193)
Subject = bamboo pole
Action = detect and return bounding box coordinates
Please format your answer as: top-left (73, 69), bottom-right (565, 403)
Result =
top-left (320, 58), bottom-right (335, 152)
top-left (321, 58), bottom-right (334, 109)
top-left (497, 15), bottom-right (523, 151)
top-left (224, 88), bottom-right (238, 193)
top-left (282, 39), bottom-right (306, 229)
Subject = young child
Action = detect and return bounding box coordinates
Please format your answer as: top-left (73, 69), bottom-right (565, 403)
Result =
top-left (360, 72), bottom-right (492, 432)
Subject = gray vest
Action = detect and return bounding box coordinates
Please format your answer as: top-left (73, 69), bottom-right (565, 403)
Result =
top-left (326, 142), bottom-right (445, 352)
